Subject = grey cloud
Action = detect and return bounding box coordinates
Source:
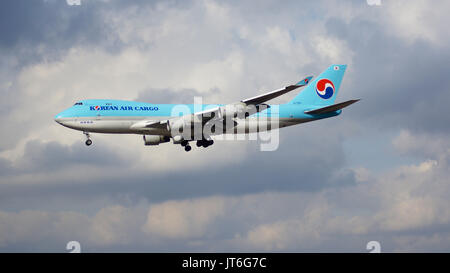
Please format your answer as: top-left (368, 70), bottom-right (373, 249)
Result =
top-left (4, 139), bottom-right (134, 175)
top-left (0, 0), bottom-right (110, 48)
top-left (0, 0), bottom-right (121, 67)
top-left (136, 88), bottom-right (209, 104)
top-left (325, 16), bottom-right (450, 134)
top-left (0, 158), bottom-right (13, 176)
top-left (2, 151), bottom-right (450, 253)
top-left (1, 0), bottom-right (450, 252)
top-left (0, 120), bottom-right (356, 216)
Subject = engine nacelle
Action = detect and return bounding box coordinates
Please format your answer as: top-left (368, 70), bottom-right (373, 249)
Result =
top-left (167, 115), bottom-right (202, 138)
top-left (143, 135), bottom-right (170, 146)
top-left (167, 118), bottom-right (187, 134)
top-left (219, 103), bottom-right (260, 119)
top-left (172, 135), bottom-right (184, 144)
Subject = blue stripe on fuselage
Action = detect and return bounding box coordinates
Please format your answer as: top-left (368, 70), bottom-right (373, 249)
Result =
top-left (54, 99), bottom-right (340, 120)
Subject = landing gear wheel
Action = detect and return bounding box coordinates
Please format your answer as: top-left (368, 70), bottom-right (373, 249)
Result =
top-left (197, 139), bottom-right (214, 148)
top-left (84, 132), bottom-right (92, 146)
top-left (202, 140), bottom-right (214, 148)
top-left (184, 145), bottom-right (192, 152)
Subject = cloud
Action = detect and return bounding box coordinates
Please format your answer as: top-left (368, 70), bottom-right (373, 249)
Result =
top-left (143, 197), bottom-right (226, 239)
top-left (18, 139), bottom-right (133, 170)
top-left (392, 130), bottom-right (450, 159)
top-left (2, 150), bottom-right (449, 252)
top-left (136, 88), bottom-right (205, 104)
top-left (0, 138), bottom-right (135, 183)
top-left (89, 205), bottom-right (144, 246)
top-left (383, 0), bottom-right (450, 46)
top-left (323, 4), bottom-right (450, 135)
top-left (1, 0), bottom-right (450, 252)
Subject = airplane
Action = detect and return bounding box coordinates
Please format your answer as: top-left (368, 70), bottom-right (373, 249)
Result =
top-left (54, 64), bottom-right (359, 152)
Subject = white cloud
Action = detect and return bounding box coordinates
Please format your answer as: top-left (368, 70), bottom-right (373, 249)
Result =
top-left (383, 0), bottom-right (450, 46)
top-left (392, 130), bottom-right (450, 159)
top-left (1, 0), bottom-right (450, 252)
top-left (143, 196), bottom-right (226, 239)
top-left (1, 148), bottom-right (450, 252)
top-left (0, 210), bottom-right (51, 247)
top-left (89, 205), bottom-right (143, 246)
top-left (311, 35), bottom-right (353, 64)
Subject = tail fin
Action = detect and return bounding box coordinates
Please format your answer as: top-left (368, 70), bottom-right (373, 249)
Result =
top-left (289, 64), bottom-right (347, 106)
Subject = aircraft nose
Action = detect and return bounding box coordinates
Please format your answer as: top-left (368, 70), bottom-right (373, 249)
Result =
top-left (54, 112), bottom-right (65, 125)
top-left (54, 115), bottom-right (63, 124)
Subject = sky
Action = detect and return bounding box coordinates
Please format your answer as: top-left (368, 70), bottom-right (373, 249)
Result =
top-left (1, 0), bottom-right (450, 252)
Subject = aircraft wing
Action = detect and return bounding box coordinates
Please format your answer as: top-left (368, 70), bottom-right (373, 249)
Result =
top-left (241, 76), bottom-right (313, 105)
top-left (194, 75), bottom-right (314, 122)
top-left (131, 75), bottom-right (313, 133)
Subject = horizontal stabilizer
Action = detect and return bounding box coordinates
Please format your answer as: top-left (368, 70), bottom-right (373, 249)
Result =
top-left (304, 99), bottom-right (360, 115)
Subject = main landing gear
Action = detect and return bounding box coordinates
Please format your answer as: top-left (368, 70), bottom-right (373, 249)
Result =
top-left (180, 140), bottom-right (192, 152)
top-left (196, 139), bottom-right (214, 148)
top-left (84, 132), bottom-right (92, 146)
top-left (179, 138), bottom-right (214, 152)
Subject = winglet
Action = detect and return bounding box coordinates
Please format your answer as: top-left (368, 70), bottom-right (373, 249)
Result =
top-left (295, 76), bottom-right (313, 87)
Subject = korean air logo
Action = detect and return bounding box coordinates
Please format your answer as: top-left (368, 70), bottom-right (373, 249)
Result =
top-left (316, 79), bottom-right (335, 99)
top-left (94, 105), bottom-right (100, 110)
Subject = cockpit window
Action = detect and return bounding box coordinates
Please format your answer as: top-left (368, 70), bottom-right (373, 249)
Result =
top-left (73, 102), bottom-right (83, 106)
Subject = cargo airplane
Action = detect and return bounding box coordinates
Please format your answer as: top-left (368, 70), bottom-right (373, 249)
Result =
top-left (54, 65), bottom-right (358, 151)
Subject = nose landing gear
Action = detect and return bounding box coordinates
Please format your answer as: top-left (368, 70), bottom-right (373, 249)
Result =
top-left (84, 132), bottom-right (92, 146)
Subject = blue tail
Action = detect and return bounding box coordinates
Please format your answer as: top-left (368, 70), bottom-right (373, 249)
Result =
top-left (289, 65), bottom-right (347, 106)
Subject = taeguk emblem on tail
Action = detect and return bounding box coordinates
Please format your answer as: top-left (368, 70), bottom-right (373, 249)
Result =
top-left (316, 78), bottom-right (335, 99)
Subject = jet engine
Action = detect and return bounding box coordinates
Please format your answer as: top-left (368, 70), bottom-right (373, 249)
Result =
top-left (143, 135), bottom-right (170, 146)
top-left (218, 103), bottom-right (264, 119)
top-left (167, 118), bottom-right (187, 134)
